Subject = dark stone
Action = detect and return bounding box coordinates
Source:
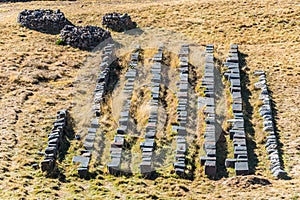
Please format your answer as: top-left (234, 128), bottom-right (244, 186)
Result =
top-left (60, 25), bottom-right (111, 50)
top-left (75, 134), bottom-right (81, 140)
top-left (140, 161), bottom-right (152, 174)
top-left (78, 167), bottom-right (88, 178)
top-left (41, 159), bottom-right (54, 172)
top-left (205, 160), bottom-right (216, 176)
top-left (18, 9), bottom-right (73, 34)
top-left (102, 12), bottom-right (137, 32)
top-left (225, 158), bottom-right (236, 168)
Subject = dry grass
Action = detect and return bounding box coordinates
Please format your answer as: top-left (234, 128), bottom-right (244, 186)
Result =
top-left (0, 0), bottom-right (299, 199)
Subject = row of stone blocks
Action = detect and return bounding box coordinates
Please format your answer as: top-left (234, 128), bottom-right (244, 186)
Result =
top-left (199, 44), bottom-right (217, 177)
top-left (224, 45), bottom-right (249, 175)
top-left (139, 46), bottom-right (164, 176)
top-left (107, 45), bottom-right (141, 175)
top-left (93, 44), bottom-right (116, 117)
top-left (254, 70), bottom-right (287, 179)
top-left (72, 43), bottom-right (116, 178)
top-left (173, 44), bottom-right (190, 175)
top-left (41, 110), bottom-right (69, 172)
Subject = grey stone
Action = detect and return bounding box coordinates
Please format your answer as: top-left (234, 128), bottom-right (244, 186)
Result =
top-left (205, 160), bottom-right (216, 176)
top-left (85, 133), bottom-right (96, 142)
top-left (206, 149), bottom-right (216, 157)
top-left (235, 162), bottom-right (249, 175)
top-left (232, 91), bottom-right (242, 99)
top-left (234, 150), bottom-right (248, 158)
top-left (142, 147), bottom-right (154, 152)
top-left (140, 161), bottom-right (152, 174)
top-left (176, 143), bottom-right (187, 154)
top-left (72, 156), bottom-right (90, 168)
top-left (225, 158), bottom-right (237, 168)
top-left (200, 156), bottom-right (216, 166)
top-left (232, 103), bottom-right (242, 113)
top-left (84, 141), bottom-right (94, 150)
top-left (140, 140), bottom-right (155, 148)
top-left (263, 125), bottom-right (274, 132)
top-left (254, 70), bottom-right (265, 76)
top-left (60, 25), bottom-right (111, 50)
top-left (117, 126), bottom-right (127, 134)
top-left (88, 128), bottom-right (97, 134)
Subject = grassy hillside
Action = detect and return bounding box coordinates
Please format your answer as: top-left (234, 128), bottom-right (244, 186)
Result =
top-left (0, 0), bottom-right (299, 199)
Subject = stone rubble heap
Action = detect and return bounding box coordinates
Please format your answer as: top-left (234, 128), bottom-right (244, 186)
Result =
top-left (41, 110), bottom-right (69, 172)
top-left (60, 25), bottom-right (111, 50)
top-left (254, 70), bottom-right (287, 179)
top-left (102, 12), bottom-right (137, 32)
top-left (17, 9), bottom-right (72, 34)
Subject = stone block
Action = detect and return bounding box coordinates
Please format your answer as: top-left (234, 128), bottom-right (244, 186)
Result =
top-left (204, 160), bottom-right (216, 176)
top-left (235, 162), bottom-right (249, 175)
top-left (140, 161), bottom-right (152, 174)
top-left (41, 159), bottom-right (54, 172)
top-left (72, 156), bottom-right (90, 168)
top-left (225, 158), bottom-right (237, 168)
top-left (234, 150), bottom-right (248, 159)
top-left (84, 141), bottom-right (94, 150)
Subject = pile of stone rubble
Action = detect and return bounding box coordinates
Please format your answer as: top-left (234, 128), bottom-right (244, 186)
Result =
top-left (17, 9), bottom-right (72, 34)
top-left (102, 12), bottom-right (137, 32)
top-left (60, 25), bottom-right (111, 50)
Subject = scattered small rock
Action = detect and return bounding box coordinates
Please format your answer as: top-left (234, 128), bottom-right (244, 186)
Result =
top-left (32, 163), bottom-right (39, 170)
top-left (75, 134), bottom-right (81, 140)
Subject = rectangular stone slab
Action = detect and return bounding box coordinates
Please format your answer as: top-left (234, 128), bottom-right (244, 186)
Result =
top-left (140, 161), bottom-right (152, 174)
top-left (72, 156), bottom-right (90, 168)
top-left (205, 160), bottom-right (216, 176)
top-left (225, 158), bottom-right (237, 168)
top-left (235, 162), bottom-right (249, 175)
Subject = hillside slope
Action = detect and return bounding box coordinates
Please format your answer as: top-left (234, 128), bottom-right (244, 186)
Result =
top-left (0, 0), bottom-right (299, 199)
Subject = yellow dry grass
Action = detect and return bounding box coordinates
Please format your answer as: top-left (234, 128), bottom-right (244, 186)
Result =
top-left (0, 0), bottom-right (299, 199)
